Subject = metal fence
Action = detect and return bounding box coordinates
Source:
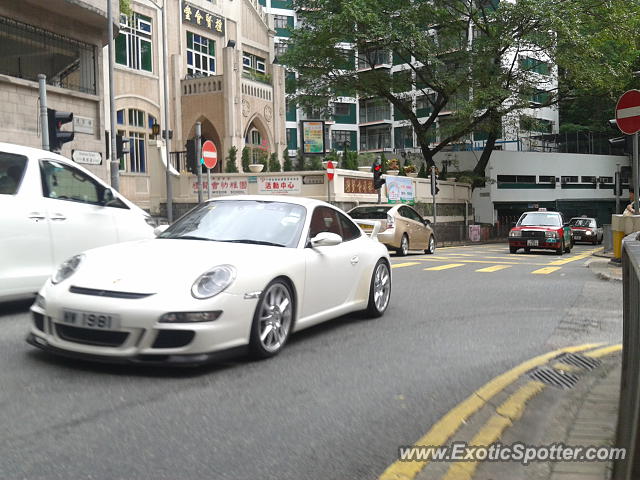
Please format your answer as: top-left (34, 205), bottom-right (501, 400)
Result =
top-left (613, 232), bottom-right (640, 480)
top-left (431, 223), bottom-right (509, 246)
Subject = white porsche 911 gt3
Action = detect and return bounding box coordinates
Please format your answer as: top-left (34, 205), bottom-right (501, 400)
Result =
top-left (27, 196), bottom-right (391, 365)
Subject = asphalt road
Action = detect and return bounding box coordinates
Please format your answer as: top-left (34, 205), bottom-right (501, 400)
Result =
top-left (0, 243), bottom-right (622, 480)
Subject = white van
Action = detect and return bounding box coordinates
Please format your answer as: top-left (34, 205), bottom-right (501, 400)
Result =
top-left (0, 142), bottom-right (155, 302)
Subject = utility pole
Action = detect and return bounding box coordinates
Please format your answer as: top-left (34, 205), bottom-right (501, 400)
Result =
top-left (162, 2), bottom-right (173, 222)
top-left (634, 132), bottom-right (639, 214)
top-left (195, 122), bottom-right (203, 203)
top-left (107, 0), bottom-right (119, 191)
top-left (616, 163), bottom-right (621, 214)
top-left (431, 166), bottom-right (438, 224)
top-left (38, 75), bottom-right (49, 151)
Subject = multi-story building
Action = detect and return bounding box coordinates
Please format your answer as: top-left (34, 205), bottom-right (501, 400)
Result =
top-left (0, 0), bottom-right (117, 181)
top-left (261, 0), bottom-right (558, 158)
top-left (108, 0), bottom-right (287, 216)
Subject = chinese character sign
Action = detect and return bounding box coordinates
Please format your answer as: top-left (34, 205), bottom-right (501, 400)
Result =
top-left (343, 177), bottom-right (376, 194)
top-left (386, 176), bottom-right (415, 204)
top-left (258, 176), bottom-right (302, 194)
top-left (182, 2), bottom-right (225, 36)
top-left (192, 176), bottom-right (248, 195)
top-left (302, 121), bottom-right (325, 154)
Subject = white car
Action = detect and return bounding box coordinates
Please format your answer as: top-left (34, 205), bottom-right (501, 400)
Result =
top-left (27, 196), bottom-right (392, 365)
top-left (0, 142), bottom-right (155, 302)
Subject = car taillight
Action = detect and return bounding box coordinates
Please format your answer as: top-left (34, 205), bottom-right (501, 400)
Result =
top-left (386, 213), bottom-right (395, 231)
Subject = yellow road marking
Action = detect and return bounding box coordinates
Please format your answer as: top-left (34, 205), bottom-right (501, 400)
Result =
top-left (442, 381), bottom-right (545, 480)
top-left (391, 262), bottom-right (421, 269)
top-left (547, 247), bottom-right (603, 266)
top-left (585, 344), bottom-right (622, 358)
top-left (424, 263), bottom-right (465, 271)
top-left (378, 343), bottom-right (604, 480)
top-left (475, 265), bottom-right (511, 273)
top-left (417, 258), bottom-right (546, 266)
top-left (531, 266), bottom-right (562, 275)
top-left (446, 253), bottom-right (476, 257)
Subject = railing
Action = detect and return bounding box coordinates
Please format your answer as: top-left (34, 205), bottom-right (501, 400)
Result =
top-left (241, 78), bottom-right (273, 101)
top-left (181, 75), bottom-right (224, 96)
top-left (613, 232), bottom-right (640, 480)
top-left (360, 133), bottom-right (391, 151)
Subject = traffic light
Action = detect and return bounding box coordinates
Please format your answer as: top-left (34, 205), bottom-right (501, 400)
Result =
top-left (47, 108), bottom-right (74, 152)
top-left (186, 138), bottom-right (197, 173)
top-left (372, 160), bottom-right (385, 190)
top-left (431, 166), bottom-right (439, 196)
top-left (116, 134), bottom-right (130, 158)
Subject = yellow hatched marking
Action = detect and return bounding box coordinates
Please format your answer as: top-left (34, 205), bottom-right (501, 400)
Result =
top-left (391, 262), bottom-right (421, 269)
top-left (584, 344), bottom-right (622, 358)
top-left (417, 258), bottom-right (545, 266)
top-left (547, 247), bottom-right (603, 266)
top-left (424, 263), bottom-right (465, 271)
top-left (446, 253), bottom-right (476, 257)
top-left (476, 265), bottom-right (511, 273)
top-left (531, 266), bottom-right (562, 275)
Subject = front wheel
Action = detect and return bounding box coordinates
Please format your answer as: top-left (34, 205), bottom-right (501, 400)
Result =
top-left (556, 245), bottom-right (563, 255)
top-left (249, 280), bottom-right (294, 359)
top-left (364, 260), bottom-right (391, 318)
top-left (425, 235), bottom-right (436, 254)
top-left (396, 234), bottom-right (409, 256)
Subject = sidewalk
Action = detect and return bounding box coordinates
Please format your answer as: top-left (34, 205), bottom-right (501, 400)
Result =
top-left (588, 257), bottom-right (623, 282)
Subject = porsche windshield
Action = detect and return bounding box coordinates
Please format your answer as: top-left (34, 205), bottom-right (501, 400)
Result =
top-left (517, 212), bottom-right (562, 227)
top-left (160, 200), bottom-right (307, 248)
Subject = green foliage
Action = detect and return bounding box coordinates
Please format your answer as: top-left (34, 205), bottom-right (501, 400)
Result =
top-left (225, 146), bottom-right (238, 173)
top-left (241, 147), bottom-right (251, 173)
top-left (341, 149), bottom-right (359, 170)
top-left (398, 163), bottom-right (407, 176)
top-left (418, 162), bottom-right (428, 178)
top-left (296, 149), bottom-right (305, 171)
top-left (379, 152), bottom-right (388, 173)
top-left (283, 149), bottom-right (294, 171)
top-left (308, 157), bottom-right (323, 170)
top-left (269, 152), bottom-right (281, 172)
top-left (119, 0), bottom-right (132, 17)
top-left (283, 0), bottom-right (640, 168)
top-left (257, 150), bottom-right (269, 170)
top-left (325, 149), bottom-right (340, 167)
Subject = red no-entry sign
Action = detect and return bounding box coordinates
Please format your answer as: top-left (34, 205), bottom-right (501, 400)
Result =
top-left (326, 161), bottom-right (335, 181)
top-left (202, 140), bottom-right (217, 169)
top-left (616, 90), bottom-right (640, 135)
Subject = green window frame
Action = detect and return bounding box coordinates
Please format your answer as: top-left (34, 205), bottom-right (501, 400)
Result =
top-left (116, 13), bottom-right (153, 72)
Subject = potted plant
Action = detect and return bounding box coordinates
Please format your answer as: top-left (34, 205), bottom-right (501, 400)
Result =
top-left (405, 164), bottom-right (418, 177)
top-left (387, 158), bottom-right (400, 175)
top-left (248, 148), bottom-right (266, 172)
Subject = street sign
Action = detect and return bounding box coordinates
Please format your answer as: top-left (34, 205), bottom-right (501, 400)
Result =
top-left (202, 140), bottom-right (217, 169)
top-left (326, 161), bottom-right (335, 181)
top-left (616, 90), bottom-right (640, 135)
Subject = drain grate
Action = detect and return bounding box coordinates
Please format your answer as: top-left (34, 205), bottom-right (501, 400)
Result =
top-left (554, 352), bottom-right (602, 371)
top-left (528, 366), bottom-right (580, 389)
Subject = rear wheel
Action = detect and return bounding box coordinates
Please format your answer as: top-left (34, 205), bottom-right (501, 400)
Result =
top-left (249, 280), bottom-right (294, 359)
top-left (365, 260), bottom-right (391, 318)
top-left (425, 235), bottom-right (436, 254)
top-left (510, 247), bottom-right (518, 254)
top-left (524, 248), bottom-right (531, 253)
top-left (396, 234), bottom-right (409, 256)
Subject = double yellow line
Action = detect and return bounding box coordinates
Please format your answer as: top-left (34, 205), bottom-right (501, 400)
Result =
top-left (379, 342), bottom-right (620, 480)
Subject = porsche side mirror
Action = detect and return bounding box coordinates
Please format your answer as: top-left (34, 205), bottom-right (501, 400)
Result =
top-left (102, 187), bottom-right (116, 206)
top-left (310, 232), bottom-right (343, 247)
top-left (154, 224), bottom-right (170, 236)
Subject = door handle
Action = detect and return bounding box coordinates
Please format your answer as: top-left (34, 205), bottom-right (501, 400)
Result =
top-left (28, 212), bottom-right (46, 221)
top-left (350, 255), bottom-right (359, 265)
top-left (50, 213), bottom-right (67, 221)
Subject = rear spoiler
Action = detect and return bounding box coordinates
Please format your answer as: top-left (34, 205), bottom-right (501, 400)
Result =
top-left (356, 220), bottom-right (382, 240)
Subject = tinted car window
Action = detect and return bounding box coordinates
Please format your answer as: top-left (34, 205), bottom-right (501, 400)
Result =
top-left (0, 152), bottom-right (27, 195)
top-left (40, 160), bottom-right (103, 205)
top-left (348, 206), bottom-right (392, 219)
top-left (403, 207), bottom-right (424, 223)
top-left (337, 210), bottom-right (361, 241)
top-left (309, 206), bottom-right (341, 238)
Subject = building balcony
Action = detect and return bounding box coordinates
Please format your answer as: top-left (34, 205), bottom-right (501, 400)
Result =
top-left (181, 75), bottom-right (224, 96)
top-left (241, 77), bottom-right (273, 102)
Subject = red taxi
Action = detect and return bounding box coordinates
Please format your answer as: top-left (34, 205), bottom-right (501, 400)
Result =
top-left (568, 216), bottom-right (603, 245)
top-left (508, 209), bottom-right (572, 255)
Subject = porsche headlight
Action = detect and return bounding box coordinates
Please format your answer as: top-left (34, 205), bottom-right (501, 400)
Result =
top-left (191, 265), bottom-right (236, 299)
top-left (509, 230), bottom-right (521, 237)
top-left (51, 254), bottom-right (84, 285)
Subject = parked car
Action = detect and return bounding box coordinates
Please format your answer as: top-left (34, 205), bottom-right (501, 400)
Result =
top-left (508, 209), bottom-right (572, 255)
top-left (0, 142), bottom-right (155, 302)
top-left (568, 216), bottom-right (603, 244)
top-left (27, 196), bottom-right (391, 364)
top-left (347, 204), bottom-right (436, 256)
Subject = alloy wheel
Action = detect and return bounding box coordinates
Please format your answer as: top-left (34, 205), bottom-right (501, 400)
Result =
top-left (258, 283), bottom-right (293, 353)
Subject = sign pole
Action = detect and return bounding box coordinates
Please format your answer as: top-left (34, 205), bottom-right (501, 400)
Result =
top-left (635, 132), bottom-right (639, 214)
top-left (196, 122), bottom-right (203, 203)
top-left (207, 167), bottom-right (211, 199)
top-left (616, 164), bottom-right (621, 214)
top-left (326, 160), bottom-right (335, 203)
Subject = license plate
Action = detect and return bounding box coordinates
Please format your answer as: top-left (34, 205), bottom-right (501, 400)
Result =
top-left (61, 309), bottom-right (120, 330)
top-left (574, 235), bottom-right (581, 241)
top-left (358, 223), bottom-right (373, 231)
top-left (527, 240), bottom-right (538, 246)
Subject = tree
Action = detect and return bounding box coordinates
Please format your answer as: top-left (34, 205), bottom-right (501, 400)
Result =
top-left (225, 146), bottom-right (239, 173)
top-left (269, 152), bottom-right (281, 172)
top-left (417, 161), bottom-right (428, 179)
top-left (309, 156), bottom-right (323, 170)
top-left (296, 149), bottom-right (305, 171)
top-left (283, 0), bottom-right (640, 175)
top-left (241, 147), bottom-right (251, 173)
top-left (379, 152), bottom-right (388, 174)
top-left (283, 148), bottom-right (294, 171)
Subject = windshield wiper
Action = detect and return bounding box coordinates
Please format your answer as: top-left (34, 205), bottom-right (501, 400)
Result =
top-left (216, 239), bottom-right (286, 247)
top-left (172, 235), bottom-right (215, 241)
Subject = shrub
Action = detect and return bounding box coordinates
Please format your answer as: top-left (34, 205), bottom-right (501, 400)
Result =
top-left (241, 147), bottom-right (251, 172)
top-left (269, 152), bottom-right (281, 172)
